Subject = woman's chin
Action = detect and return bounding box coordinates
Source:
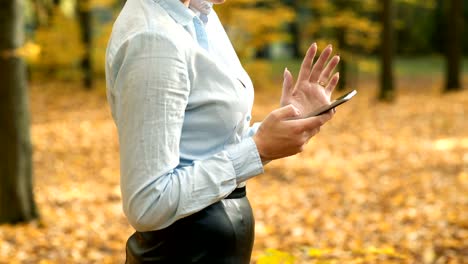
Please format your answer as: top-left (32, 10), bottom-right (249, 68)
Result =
top-left (208, 0), bottom-right (226, 4)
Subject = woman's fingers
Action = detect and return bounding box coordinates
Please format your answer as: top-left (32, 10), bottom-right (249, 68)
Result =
top-left (318, 55), bottom-right (340, 86)
top-left (309, 45), bottom-right (333, 83)
top-left (297, 43), bottom-right (317, 82)
top-left (294, 112), bottom-right (333, 133)
top-left (302, 127), bottom-right (320, 141)
top-left (325, 72), bottom-right (340, 95)
top-left (254, 105), bottom-right (333, 161)
top-left (308, 127), bottom-right (320, 138)
top-left (281, 68), bottom-right (294, 98)
top-left (272, 104), bottom-right (301, 120)
top-left (296, 43), bottom-right (339, 87)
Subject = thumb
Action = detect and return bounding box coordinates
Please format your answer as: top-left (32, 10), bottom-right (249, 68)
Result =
top-left (273, 104), bottom-right (301, 120)
top-left (299, 112), bottom-right (333, 131)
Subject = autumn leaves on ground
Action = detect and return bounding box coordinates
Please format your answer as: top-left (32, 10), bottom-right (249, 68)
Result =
top-left (0, 76), bottom-right (467, 263)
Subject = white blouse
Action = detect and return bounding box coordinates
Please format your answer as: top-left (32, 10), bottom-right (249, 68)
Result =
top-left (105, 0), bottom-right (263, 232)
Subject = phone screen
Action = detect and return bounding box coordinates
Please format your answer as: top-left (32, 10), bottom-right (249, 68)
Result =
top-left (303, 89), bottom-right (357, 118)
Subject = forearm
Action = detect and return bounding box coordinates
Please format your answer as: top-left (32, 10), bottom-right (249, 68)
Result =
top-left (121, 137), bottom-right (263, 231)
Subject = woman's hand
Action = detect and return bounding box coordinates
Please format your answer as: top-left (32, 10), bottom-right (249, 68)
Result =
top-left (280, 43), bottom-right (340, 116)
top-left (252, 104), bottom-right (333, 162)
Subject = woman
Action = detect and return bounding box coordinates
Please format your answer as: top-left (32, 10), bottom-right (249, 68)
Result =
top-left (105, 0), bottom-right (340, 263)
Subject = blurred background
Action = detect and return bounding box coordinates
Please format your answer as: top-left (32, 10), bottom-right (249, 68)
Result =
top-left (0, 0), bottom-right (467, 263)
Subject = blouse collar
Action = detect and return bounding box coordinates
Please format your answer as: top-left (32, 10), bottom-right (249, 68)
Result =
top-left (190, 0), bottom-right (213, 16)
top-left (156, 0), bottom-right (195, 26)
top-left (156, 0), bottom-right (213, 25)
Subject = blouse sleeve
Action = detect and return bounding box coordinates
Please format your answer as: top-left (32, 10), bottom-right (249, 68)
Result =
top-left (107, 32), bottom-right (263, 232)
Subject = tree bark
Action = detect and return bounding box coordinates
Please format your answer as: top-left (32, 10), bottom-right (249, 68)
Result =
top-left (286, 0), bottom-right (301, 59)
top-left (77, 0), bottom-right (93, 89)
top-left (379, 0), bottom-right (395, 101)
top-left (118, 0), bottom-right (127, 8)
top-left (444, 0), bottom-right (463, 92)
top-left (336, 27), bottom-right (347, 91)
top-left (333, 0), bottom-right (351, 92)
top-left (0, 0), bottom-right (38, 224)
top-left (288, 20), bottom-right (301, 59)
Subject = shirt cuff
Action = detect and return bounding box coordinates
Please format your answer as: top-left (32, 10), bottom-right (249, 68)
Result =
top-left (226, 137), bottom-right (264, 183)
top-left (245, 122), bottom-right (262, 138)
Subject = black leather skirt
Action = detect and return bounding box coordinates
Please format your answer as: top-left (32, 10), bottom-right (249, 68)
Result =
top-left (125, 187), bottom-right (255, 264)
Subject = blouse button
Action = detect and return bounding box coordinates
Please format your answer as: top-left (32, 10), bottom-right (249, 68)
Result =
top-left (246, 115), bottom-right (251, 121)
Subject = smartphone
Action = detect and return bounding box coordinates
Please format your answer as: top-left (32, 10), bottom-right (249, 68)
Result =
top-left (302, 89), bottom-right (357, 118)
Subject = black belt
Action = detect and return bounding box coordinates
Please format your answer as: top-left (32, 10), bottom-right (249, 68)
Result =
top-left (225, 187), bottom-right (246, 199)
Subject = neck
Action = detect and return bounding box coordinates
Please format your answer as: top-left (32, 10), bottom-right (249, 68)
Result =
top-left (180, 0), bottom-right (190, 7)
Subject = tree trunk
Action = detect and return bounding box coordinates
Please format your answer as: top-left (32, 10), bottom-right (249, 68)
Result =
top-left (118, 0), bottom-right (127, 8)
top-left (46, 0), bottom-right (61, 21)
top-left (288, 21), bottom-right (301, 59)
top-left (281, 0), bottom-right (301, 58)
top-left (77, 0), bottom-right (93, 89)
top-left (336, 27), bottom-right (347, 91)
top-left (444, 0), bottom-right (463, 92)
top-left (333, 0), bottom-right (352, 92)
top-left (0, 0), bottom-right (38, 224)
top-left (379, 0), bottom-right (395, 102)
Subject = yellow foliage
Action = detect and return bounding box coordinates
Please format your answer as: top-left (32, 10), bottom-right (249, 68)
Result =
top-left (433, 137), bottom-right (468, 151)
top-left (257, 249), bottom-right (296, 264)
top-left (308, 248), bottom-right (332, 258)
top-left (79, 0), bottom-right (115, 11)
top-left (307, 1), bottom-right (334, 11)
top-left (302, 1), bottom-right (381, 55)
top-left (33, 7), bottom-right (84, 68)
top-left (1, 74), bottom-right (467, 263)
top-left (1, 41), bottom-right (41, 62)
top-left (216, 0), bottom-right (294, 59)
top-left (90, 0), bottom-right (115, 8)
top-left (242, 59), bottom-right (275, 90)
top-left (399, 0), bottom-right (436, 8)
top-left (93, 22), bottom-right (114, 76)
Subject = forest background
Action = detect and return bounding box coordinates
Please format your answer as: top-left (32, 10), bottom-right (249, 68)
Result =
top-left (0, 0), bottom-right (467, 263)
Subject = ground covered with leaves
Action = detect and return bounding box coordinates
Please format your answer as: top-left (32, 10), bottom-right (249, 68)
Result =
top-left (0, 77), bottom-right (467, 263)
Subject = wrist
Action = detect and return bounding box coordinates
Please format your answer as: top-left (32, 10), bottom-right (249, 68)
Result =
top-left (252, 134), bottom-right (268, 163)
